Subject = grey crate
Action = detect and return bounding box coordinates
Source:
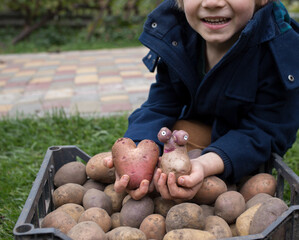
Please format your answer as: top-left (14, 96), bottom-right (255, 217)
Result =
top-left (13, 146), bottom-right (299, 239)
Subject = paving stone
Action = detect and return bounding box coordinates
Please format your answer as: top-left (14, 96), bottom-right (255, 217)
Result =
top-left (0, 104), bottom-right (13, 112)
top-left (9, 76), bottom-right (32, 83)
top-left (30, 77), bottom-right (52, 84)
top-left (10, 102), bottom-right (43, 116)
top-left (43, 99), bottom-right (71, 111)
top-left (45, 88), bottom-right (74, 100)
top-left (100, 94), bottom-right (129, 102)
top-left (18, 91), bottom-right (45, 104)
top-left (75, 74), bottom-right (98, 84)
top-left (70, 101), bottom-right (101, 114)
top-left (53, 74), bottom-right (75, 81)
top-left (101, 102), bottom-right (132, 113)
top-left (26, 82), bottom-right (51, 91)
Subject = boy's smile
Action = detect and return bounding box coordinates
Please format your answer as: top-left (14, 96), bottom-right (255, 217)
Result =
top-left (201, 16), bottom-right (231, 30)
top-left (183, 0), bottom-right (268, 47)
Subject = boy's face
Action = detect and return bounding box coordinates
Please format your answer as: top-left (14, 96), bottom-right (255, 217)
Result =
top-left (183, 0), bottom-right (268, 46)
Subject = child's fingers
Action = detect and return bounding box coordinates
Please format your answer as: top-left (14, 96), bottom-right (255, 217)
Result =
top-left (129, 180), bottom-right (150, 200)
top-left (103, 156), bottom-right (114, 168)
top-left (114, 174), bottom-right (129, 193)
top-left (177, 173), bottom-right (202, 188)
top-left (177, 160), bottom-right (205, 188)
top-left (167, 172), bottom-right (188, 198)
top-left (168, 172), bottom-right (202, 200)
top-left (157, 172), bottom-right (172, 200)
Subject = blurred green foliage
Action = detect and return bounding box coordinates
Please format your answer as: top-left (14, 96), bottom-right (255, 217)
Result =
top-left (0, 0), bottom-right (161, 53)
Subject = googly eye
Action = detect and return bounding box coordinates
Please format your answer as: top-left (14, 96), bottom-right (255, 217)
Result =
top-left (184, 135), bottom-right (188, 141)
top-left (161, 131), bottom-right (167, 136)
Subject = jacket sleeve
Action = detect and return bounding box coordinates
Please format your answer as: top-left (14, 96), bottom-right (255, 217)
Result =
top-left (124, 59), bottom-right (184, 151)
top-left (203, 46), bottom-right (299, 183)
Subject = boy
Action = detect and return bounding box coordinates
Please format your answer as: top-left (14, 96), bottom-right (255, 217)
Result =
top-left (105, 0), bottom-right (299, 200)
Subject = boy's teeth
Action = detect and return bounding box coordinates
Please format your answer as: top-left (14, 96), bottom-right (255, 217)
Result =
top-left (204, 18), bottom-right (228, 24)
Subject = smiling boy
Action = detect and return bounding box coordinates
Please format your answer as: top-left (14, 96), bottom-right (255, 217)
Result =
top-left (105, 0), bottom-right (299, 201)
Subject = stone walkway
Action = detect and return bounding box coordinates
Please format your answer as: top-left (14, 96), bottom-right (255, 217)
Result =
top-left (0, 47), bottom-right (155, 117)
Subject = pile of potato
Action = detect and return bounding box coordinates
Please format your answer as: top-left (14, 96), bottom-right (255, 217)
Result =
top-left (41, 151), bottom-right (289, 240)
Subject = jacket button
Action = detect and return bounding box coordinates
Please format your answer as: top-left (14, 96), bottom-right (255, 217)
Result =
top-left (172, 41), bottom-right (178, 46)
top-left (288, 75), bottom-right (295, 82)
top-left (151, 22), bottom-right (158, 28)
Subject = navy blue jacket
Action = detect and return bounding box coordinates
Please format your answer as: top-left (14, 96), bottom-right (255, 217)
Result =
top-left (124, 0), bottom-right (299, 182)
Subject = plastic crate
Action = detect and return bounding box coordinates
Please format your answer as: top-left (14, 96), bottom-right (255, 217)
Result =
top-left (13, 146), bottom-right (299, 240)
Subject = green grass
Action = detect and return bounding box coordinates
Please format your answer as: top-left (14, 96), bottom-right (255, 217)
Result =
top-left (0, 111), bottom-right (298, 239)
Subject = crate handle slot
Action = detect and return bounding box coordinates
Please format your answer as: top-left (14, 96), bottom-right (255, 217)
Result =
top-left (49, 146), bottom-right (61, 151)
top-left (14, 223), bottom-right (34, 234)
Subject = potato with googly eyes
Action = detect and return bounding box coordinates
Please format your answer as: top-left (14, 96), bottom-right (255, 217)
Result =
top-left (158, 127), bottom-right (192, 181)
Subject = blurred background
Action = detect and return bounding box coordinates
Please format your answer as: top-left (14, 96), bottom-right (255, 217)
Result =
top-left (0, 0), bottom-right (298, 54)
top-left (0, 0), bottom-right (163, 54)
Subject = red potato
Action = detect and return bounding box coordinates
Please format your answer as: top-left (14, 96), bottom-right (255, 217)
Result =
top-left (112, 138), bottom-right (160, 190)
top-left (239, 173), bottom-right (277, 202)
top-left (158, 127), bottom-right (191, 180)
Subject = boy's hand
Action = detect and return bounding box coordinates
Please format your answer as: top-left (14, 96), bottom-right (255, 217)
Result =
top-left (103, 156), bottom-right (154, 200)
top-left (154, 152), bottom-right (224, 201)
top-left (153, 158), bottom-right (205, 201)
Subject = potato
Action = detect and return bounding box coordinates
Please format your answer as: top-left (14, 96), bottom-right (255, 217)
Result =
top-left (139, 214), bottom-right (166, 240)
top-left (122, 194), bottom-right (131, 206)
top-left (41, 210), bottom-right (76, 234)
top-left (230, 223), bottom-right (239, 237)
top-left (163, 228), bottom-right (216, 240)
top-left (204, 215), bottom-right (232, 239)
top-left (193, 176), bottom-right (227, 205)
top-left (112, 138), bottom-right (159, 190)
top-left (245, 192), bottom-right (272, 209)
top-left (239, 173), bottom-right (277, 202)
top-left (78, 207), bottom-right (111, 233)
top-left (53, 183), bottom-right (86, 208)
top-left (56, 203), bottom-right (84, 222)
top-left (120, 196), bottom-right (154, 228)
top-left (67, 221), bottom-right (107, 240)
top-left (83, 179), bottom-right (106, 191)
top-left (154, 197), bottom-right (176, 217)
top-left (83, 188), bottom-right (113, 215)
top-left (200, 205), bottom-right (214, 219)
top-left (235, 203), bottom-right (262, 236)
top-left (111, 212), bottom-right (121, 229)
top-left (165, 203), bottom-right (205, 232)
top-left (54, 161), bottom-right (87, 187)
top-left (104, 184), bottom-right (127, 213)
top-left (214, 191), bottom-right (246, 224)
top-left (86, 152), bottom-right (115, 184)
top-left (249, 197), bottom-right (288, 234)
top-left (158, 127), bottom-right (192, 180)
top-left (106, 226), bottom-right (147, 240)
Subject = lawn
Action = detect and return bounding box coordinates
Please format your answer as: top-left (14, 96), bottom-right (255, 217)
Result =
top-left (0, 111), bottom-right (298, 239)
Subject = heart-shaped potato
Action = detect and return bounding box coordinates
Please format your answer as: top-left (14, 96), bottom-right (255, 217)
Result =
top-left (112, 138), bottom-right (159, 190)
